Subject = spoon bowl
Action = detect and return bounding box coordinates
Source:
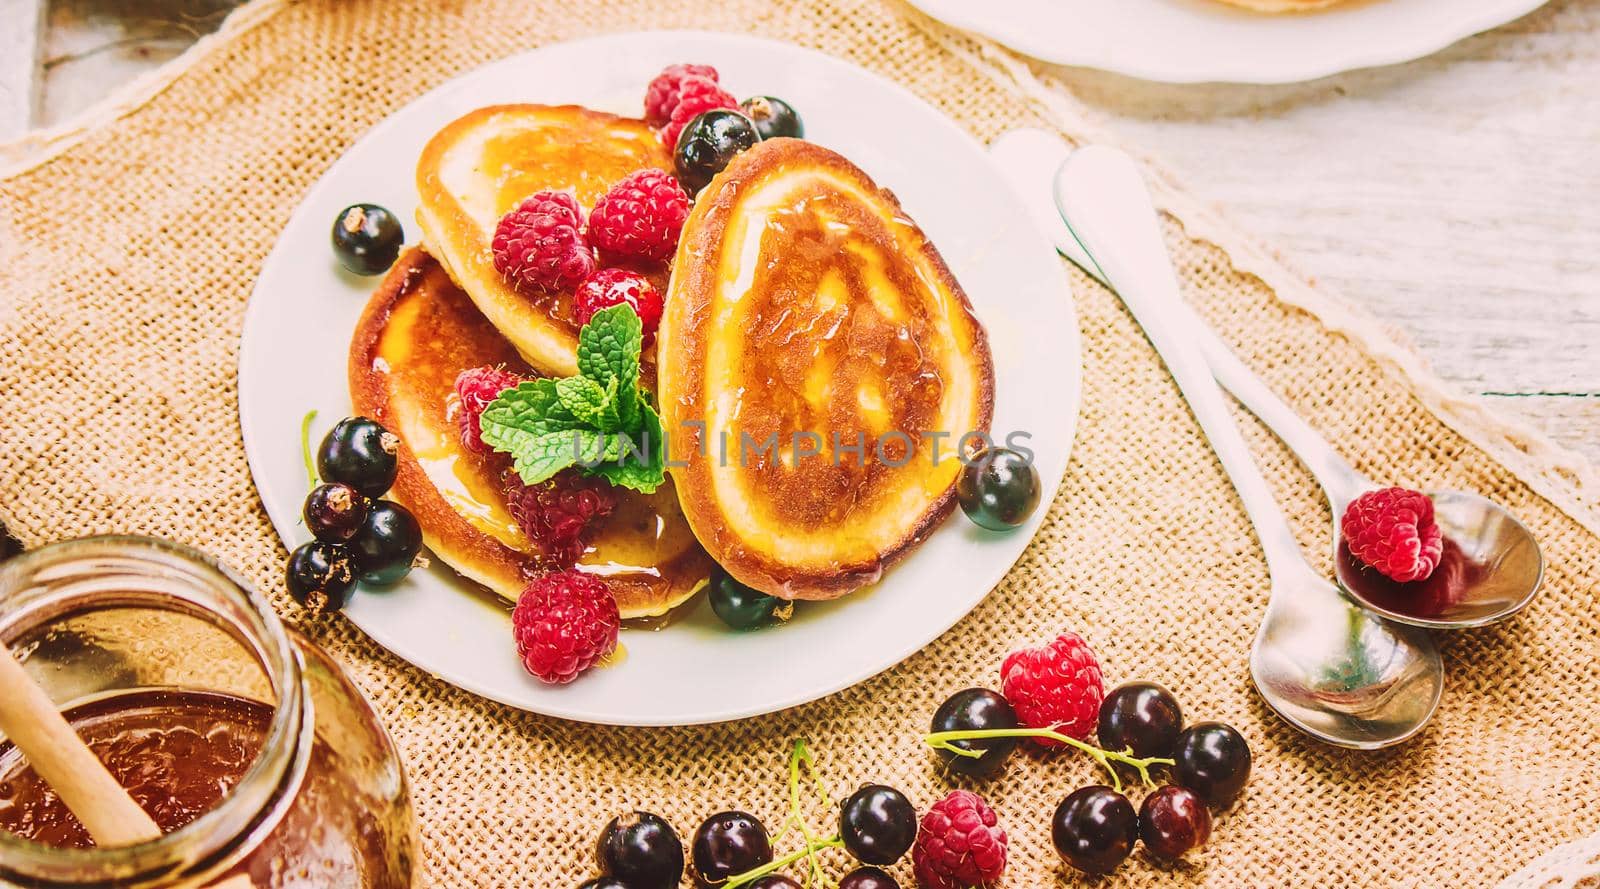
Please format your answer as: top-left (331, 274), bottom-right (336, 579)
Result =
top-left (1336, 490), bottom-right (1544, 629)
top-left (1251, 561), bottom-right (1443, 749)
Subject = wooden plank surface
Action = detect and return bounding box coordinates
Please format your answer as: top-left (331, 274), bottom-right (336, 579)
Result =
top-left (32, 0), bottom-right (236, 128)
top-left (1046, 0), bottom-right (1600, 461)
top-left (0, 0), bottom-right (44, 140)
top-left (4, 0), bottom-right (1597, 465)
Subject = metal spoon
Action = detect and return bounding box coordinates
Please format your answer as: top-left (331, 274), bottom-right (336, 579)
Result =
top-left (992, 129), bottom-right (1543, 629)
top-left (1053, 145), bottom-right (1443, 749)
top-left (1196, 333), bottom-right (1544, 629)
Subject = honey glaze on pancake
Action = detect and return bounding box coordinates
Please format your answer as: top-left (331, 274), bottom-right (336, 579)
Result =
top-left (415, 105), bottom-right (672, 377)
top-left (479, 124), bottom-right (662, 217)
top-left (350, 248), bottom-right (711, 618)
top-left (662, 139), bottom-right (994, 600)
top-left (729, 190), bottom-right (950, 529)
top-left (476, 121), bottom-right (671, 333)
top-left (458, 114), bottom-right (666, 332)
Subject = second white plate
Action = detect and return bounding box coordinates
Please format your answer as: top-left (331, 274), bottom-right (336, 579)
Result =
top-left (239, 31), bottom-right (1079, 725)
top-left (906, 0), bottom-right (1548, 84)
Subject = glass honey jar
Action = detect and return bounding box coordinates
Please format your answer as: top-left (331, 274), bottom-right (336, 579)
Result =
top-left (0, 536), bottom-right (417, 887)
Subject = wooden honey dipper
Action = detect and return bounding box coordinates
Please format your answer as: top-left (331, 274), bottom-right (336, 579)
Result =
top-left (0, 645), bottom-right (255, 888)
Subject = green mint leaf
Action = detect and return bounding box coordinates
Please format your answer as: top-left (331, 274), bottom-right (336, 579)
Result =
top-left (587, 401), bottom-right (665, 493)
top-left (569, 429), bottom-right (627, 466)
top-left (592, 378), bottom-right (624, 433)
top-left (480, 379), bottom-right (578, 445)
top-left (577, 303), bottom-right (641, 426)
top-left (481, 380), bottom-right (585, 485)
top-left (480, 304), bottom-right (662, 492)
top-left (501, 429), bottom-right (579, 485)
top-left (554, 375), bottom-right (619, 431)
top-left (499, 428), bottom-right (627, 486)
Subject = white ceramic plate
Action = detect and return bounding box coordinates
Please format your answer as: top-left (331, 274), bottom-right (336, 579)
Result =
top-left (239, 31), bottom-right (1078, 726)
top-left (906, 0), bottom-right (1548, 84)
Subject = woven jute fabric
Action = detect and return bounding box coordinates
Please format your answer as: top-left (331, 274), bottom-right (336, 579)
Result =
top-left (3, 1), bottom-right (1599, 886)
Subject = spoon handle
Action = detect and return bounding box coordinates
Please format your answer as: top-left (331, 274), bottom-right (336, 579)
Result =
top-left (989, 130), bottom-right (1369, 509)
top-left (1191, 320), bottom-right (1371, 510)
top-left (1053, 147), bottom-right (1302, 576)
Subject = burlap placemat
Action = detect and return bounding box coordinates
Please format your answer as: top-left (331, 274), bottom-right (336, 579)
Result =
top-left (3, 0), bottom-right (1599, 885)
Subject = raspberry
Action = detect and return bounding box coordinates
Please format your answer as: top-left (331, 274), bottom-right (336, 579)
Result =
top-left (660, 76), bottom-right (738, 149)
top-left (491, 190), bottom-right (596, 292)
top-left (1000, 631), bottom-right (1104, 745)
top-left (511, 569), bottom-right (619, 684)
top-left (573, 268), bottom-right (664, 341)
top-left (587, 169), bottom-right (691, 264)
top-left (643, 63), bottom-right (719, 127)
top-left (453, 366), bottom-right (525, 454)
top-left (1342, 487), bottom-right (1443, 582)
top-left (504, 470), bottom-right (619, 566)
top-left (911, 790), bottom-right (1007, 889)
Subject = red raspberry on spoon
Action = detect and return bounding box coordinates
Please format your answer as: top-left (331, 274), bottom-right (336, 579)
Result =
top-left (1342, 486), bottom-right (1443, 583)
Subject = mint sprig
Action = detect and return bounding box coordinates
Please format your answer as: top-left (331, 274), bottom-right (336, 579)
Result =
top-left (479, 304), bottom-right (665, 493)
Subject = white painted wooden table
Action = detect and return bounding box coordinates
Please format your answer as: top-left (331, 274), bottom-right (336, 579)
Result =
top-left (3, 0), bottom-right (1597, 465)
top-left (1046, 0), bottom-right (1600, 463)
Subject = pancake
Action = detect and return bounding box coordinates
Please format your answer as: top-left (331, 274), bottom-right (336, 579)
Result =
top-left (414, 104), bottom-right (672, 377)
top-left (658, 138), bottom-right (994, 600)
top-left (349, 247), bottom-right (713, 618)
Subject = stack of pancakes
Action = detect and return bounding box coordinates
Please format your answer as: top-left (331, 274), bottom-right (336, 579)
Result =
top-left (348, 103), bottom-right (993, 616)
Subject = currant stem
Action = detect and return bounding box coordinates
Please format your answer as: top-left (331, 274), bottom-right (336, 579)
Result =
top-left (786, 739), bottom-right (830, 887)
top-left (721, 837), bottom-right (845, 889)
top-left (300, 409), bottom-right (319, 491)
top-left (922, 728), bottom-right (1174, 793)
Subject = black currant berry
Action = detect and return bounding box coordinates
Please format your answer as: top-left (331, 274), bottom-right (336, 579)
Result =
top-left (674, 110), bottom-right (760, 194)
top-left (839, 784), bottom-right (916, 865)
top-left (349, 500), bottom-right (422, 585)
top-left (332, 203), bottom-right (404, 276)
top-left (1172, 722), bottom-right (1251, 807)
top-left (577, 879), bottom-right (630, 889)
top-left (738, 96), bottom-right (803, 140)
top-left (708, 570), bottom-right (790, 630)
top-left (929, 688), bottom-right (1020, 778)
top-left (690, 811), bottom-right (771, 886)
top-left (285, 541), bottom-right (356, 615)
top-left (317, 417), bottom-right (399, 498)
top-left (838, 866), bottom-right (900, 889)
top-left (1097, 681), bottom-right (1183, 760)
top-left (746, 877), bottom-right (801, 889)
top-left (1051, 785), bottom-right (1138, 875)
top-left (1138, 785), bottom-right (1212, 860)
top-left (956, 447), bottom-right (1041, 531)
top-left (596, 811), bottom-right (684, 889)
top-left (303, 482), bottom-right (369, 543)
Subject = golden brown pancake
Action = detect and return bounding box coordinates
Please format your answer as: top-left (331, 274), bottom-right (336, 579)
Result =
top-left (414, 104), bottom-right (672, 378)
top-left (349, 247), bottom-right (713, 618)
top-left (659, 139), bottom-right (994, 601)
